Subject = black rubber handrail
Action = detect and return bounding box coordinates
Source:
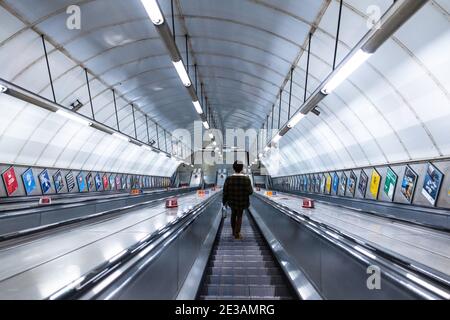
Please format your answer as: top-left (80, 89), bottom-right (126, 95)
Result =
top-left (47, 192), bottom-right (221, 300)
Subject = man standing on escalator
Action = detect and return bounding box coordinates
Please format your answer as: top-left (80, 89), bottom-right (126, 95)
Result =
top-left (222, 160), bottom-right (254, 240)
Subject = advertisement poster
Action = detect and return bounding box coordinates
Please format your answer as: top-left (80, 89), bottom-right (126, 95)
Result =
top-left (2, 166), bottom-right (19, 196)
top-left (332, 173), bottom-right (339, 195)
top-left (340, 172), bottom-right (347, 196)
top-left (53, 170), bottom-right (65, 193)
top-left (77, 173), bottom-right (86, 192)
top-left (109, 175), bottom-right (115, 190)
top-left (66, 172), bottom-right (75, 192)
top-left (358, 170), bottom-right (368, 197)
top-left (325, 174), bottom-right (332, 194)
top-left (127, 175), bottom-right (132, 189)
top-left (102, 174), bottom-right (109, 190)
top-left (421, 163), bottom-right (444, 206)
top-left (95, 173), bottom-right (102, 191)
top-left (39, 169), bottom-right (52, 194)
top-left (86, 173), bottom-right (94, 191)
top-left (22, 168), bottom-right (36, 195)
top-left (304, 176), bottom-right (308, 191)
top-left (383, 167), bottom-right (397, 201)
top-left (320, 175), bottom-right (326, 193)
top-left (369, 169), bottom-right (381, 199)
top-left (116, 175), bottom-right (121, 190)
top-left (122, 175), bottom-right (127, 189)
top-left (347, 171), bottom-right (357, 197)
top-left (400, 166), bottom-right (417, 203)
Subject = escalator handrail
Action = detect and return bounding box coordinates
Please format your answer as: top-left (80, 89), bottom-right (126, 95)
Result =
top-left (0, 188), bottom-right (197, 243)
top-left (254, 193), bottom-right (450, 300)
top-left (47, 192), bottom-right (221, 300)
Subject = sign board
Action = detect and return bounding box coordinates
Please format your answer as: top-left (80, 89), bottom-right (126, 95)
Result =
top-left (77, 173), bottom-right (86, 192)
top-left (383, 167), bottom-right (397, 201)
top-left (22, 168), bottom-right (36, 195)
top-left (421, 163), bottom-right (443, 206)
top-left (358, 170), bottom-right (368, 197)
top-left (66, 172), bottom-right (75, 192)
top-left (39, 169), bottom-right (52, 194)
top-left (369, 169), bottom-right (381, 199)
top-left (2, 167), bottom-right (19, 196)
top-left (53, 170), bottom-right (65, 194)
top-left (400, 166), bottom-right (417, 203)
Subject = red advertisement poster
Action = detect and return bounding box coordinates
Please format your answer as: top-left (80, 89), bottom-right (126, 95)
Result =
top-left (2, 167), bottom-right (19, 196)
top-left (102, 174), bottom-right (109, 190)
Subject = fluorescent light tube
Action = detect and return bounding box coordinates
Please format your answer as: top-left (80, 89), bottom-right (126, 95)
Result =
top-left (113, 132), bottom-right (130, 142)
top-left (141, 0), bottom-right (165, 25)
top-left (173, 60), bottom-right (191, 87)
top-left (287, 112), bottom-right (305, 128)
top-left (273, 134), bottom-right (282, 143)
top-left (321, 49), bottom-right (372, 95)
top-left (56, 109), bottom-right (92, 126)
top-left (192, 100), bottom-right (203, 114)
top-left (203, 121), bottom-right (210, 129)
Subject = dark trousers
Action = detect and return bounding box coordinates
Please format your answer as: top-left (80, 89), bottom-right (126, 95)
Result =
top-left (230, 208), bottom-right (244, 236)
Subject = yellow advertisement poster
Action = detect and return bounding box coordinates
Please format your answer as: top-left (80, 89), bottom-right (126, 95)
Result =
top-left (325, 175), bottom-right (332, 194)
top-left (370, 169), bottom-right (381, 199)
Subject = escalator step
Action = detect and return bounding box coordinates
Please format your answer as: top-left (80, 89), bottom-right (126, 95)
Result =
top-left (209, 260), bottom-right (277, 268)
top-left (199, 295), bottom-right (293, 300)
top-left (200, 284), bottom-right (293, 299)
top-left (206, 266), bottom-right (283, 276)
top-left (205, 275), bottom-right (286, 286)
top-left (211, 254), bottom-right (273, 262)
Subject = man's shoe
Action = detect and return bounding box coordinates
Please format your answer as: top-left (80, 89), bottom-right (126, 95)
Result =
top-left (236, 233), bottom-right (243, 240)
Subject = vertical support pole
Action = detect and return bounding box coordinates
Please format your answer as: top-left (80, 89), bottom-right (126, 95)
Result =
top-left (85, 68), bottom-right (95, 120)
top-left (164, 130), bottom-right (168, 153)
top-left (305, 32), bottom-right (312, 102)
top-left (41, 35), bottom-right (56, 103)
top-left (271, 105), bottom-right (274, 131)
top-left (194, 64), bottom-right (198, 96)
top-left (113, 89), bottom-right (120, 131)
top-left (185, 34), bottom-right (189, 75)
top-left (156, 123), bottom-right (160, 149)
top-left (333, 0), bottom-right (343, 70)
top-left (266, 115), bottom-right (269, 142)
top-left (278, 90), bottom-right (282, 129)
top-left (288, 68), bottom-right (293, 119)
top-left (132, 104), bottom-right (137, 139)
top-left (145, 115), bottom-right (150, 143)
top-left (171, 0), bottom-right (175, 42)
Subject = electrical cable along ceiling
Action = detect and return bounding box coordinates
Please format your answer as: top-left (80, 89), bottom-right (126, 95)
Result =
top-left (0, 0), bottom-right (448, 177)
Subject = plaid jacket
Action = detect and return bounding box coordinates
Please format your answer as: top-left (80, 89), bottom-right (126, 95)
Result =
top-left (222, 174), bottom-right (253, 210)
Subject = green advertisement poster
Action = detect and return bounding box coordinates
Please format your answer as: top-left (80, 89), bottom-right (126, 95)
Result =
top-left (384, 167), bottom-right (397, 201)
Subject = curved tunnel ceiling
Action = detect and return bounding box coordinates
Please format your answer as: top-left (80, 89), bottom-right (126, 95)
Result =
top-left (0, 0), bottom-right (448, 177)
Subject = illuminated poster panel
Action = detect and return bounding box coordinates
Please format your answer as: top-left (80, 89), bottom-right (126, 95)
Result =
top-left (115, 175), bottom-right (121, 190)
top-left (304, 176), bottom-right (308, 191)
top-left (340, 172), bottom-right (347, 196)
top-left (2, 167), bottom-right (19, 196)
top-left (66, 172), bottom-right (75, 192)
top-left (53, 170), bottom-right (65, 194)
top-left (369, 169), bottom-right (381, 199)
top-left (86, 173), bottom-right (94, 191)
top-left (22, 168), bottom-right (36, 195)
top-left (77, 173), bottom-right (86, 192)
top-left (325, 174), bottom-right (332, 194)
top-left (421, 163), bottom-right (444, 206)
top-left (109, 175), bottom-right (115, 190)
top-left (358, 170), bottom-right (368, 197)
top-left (383, 167), bottom-right (397, 201)
top-left (347, 171), bottom-right (357, 197)
top-left (102, 174), bottom-right (109, 191)
top-left (320, 174), bottom-right (326, 194)
top-left (94, 173), bottom-right (102, 191)
top-left (121, 175), bottom-right (127, 189)
top-left (400, 166), bottom-right (417, 203)
top-left (39, 169), bottom-right (52, 194)
top-left (332, 173), bottom-right (339, 195)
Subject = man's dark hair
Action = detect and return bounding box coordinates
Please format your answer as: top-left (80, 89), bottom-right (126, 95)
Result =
top-left (233, 160), bottom-right (243, 173)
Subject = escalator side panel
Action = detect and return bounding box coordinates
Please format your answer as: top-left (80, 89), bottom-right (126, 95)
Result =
top-left (250, 195), bottom-right (419, 300)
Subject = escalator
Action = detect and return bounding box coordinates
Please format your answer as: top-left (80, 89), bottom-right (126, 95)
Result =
top-left (198, 214), bottom-right (296, 300)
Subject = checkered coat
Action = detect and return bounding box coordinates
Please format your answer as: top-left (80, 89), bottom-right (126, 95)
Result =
top-left (222, 174), bottom-right (253, 210)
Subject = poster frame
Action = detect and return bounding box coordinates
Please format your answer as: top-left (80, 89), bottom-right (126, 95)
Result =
top-left (21, 167), bottom-right (37, 196)
top-left (369, 168), bottom-right (381, 200)
top-left (383, 166), bottom-right (398, 201)
top-left (400, 165), bottom-right (418, 204)
top-left (53, 170), bottom-right (65, 194)
top-left (358, 170), bottom-right (369, 198)
top-left (421, 162), bottom-right (444, 207)
top-left (39, 169), bottom-right (52, 195)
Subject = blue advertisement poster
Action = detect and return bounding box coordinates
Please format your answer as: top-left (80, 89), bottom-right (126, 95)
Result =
top-left (77, 173), bottom-right (86, 192)
top-left (421, 163), bottom-right (444, 206)
top-left (332, 173), bottom-right (339, 194)
top-left (53, 170), bottom-right (64, 193)
top-left (109, 175), bottom-right (115, 190)
top-left (22, 168), bottom-right (36, 195)
top-left (39, 169), bottom-right (52, 194)
top-left (95, 173), bottom-right (102, 191)
top-left (86, 173), bottom-right (94, 191)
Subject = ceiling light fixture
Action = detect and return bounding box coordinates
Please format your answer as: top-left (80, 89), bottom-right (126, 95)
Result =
top-left (113, 132), bottom-right (130, 142)
top-left (321, 49), bottom-right (372, 95)
top-left (141, 0), bottom-right (165, 25)
top-left (287, 112), bottom-right (306, 128)
top-left (0, 84), bottom-right (8, 93)
top-left (192, 100), bottom-right (203, 114)
top-left (173, 60), bottom-right (192, 87)
top-left (56, 109), bottom-right (92, 126)
top-left (203, 121), bottom-right (210, 129)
